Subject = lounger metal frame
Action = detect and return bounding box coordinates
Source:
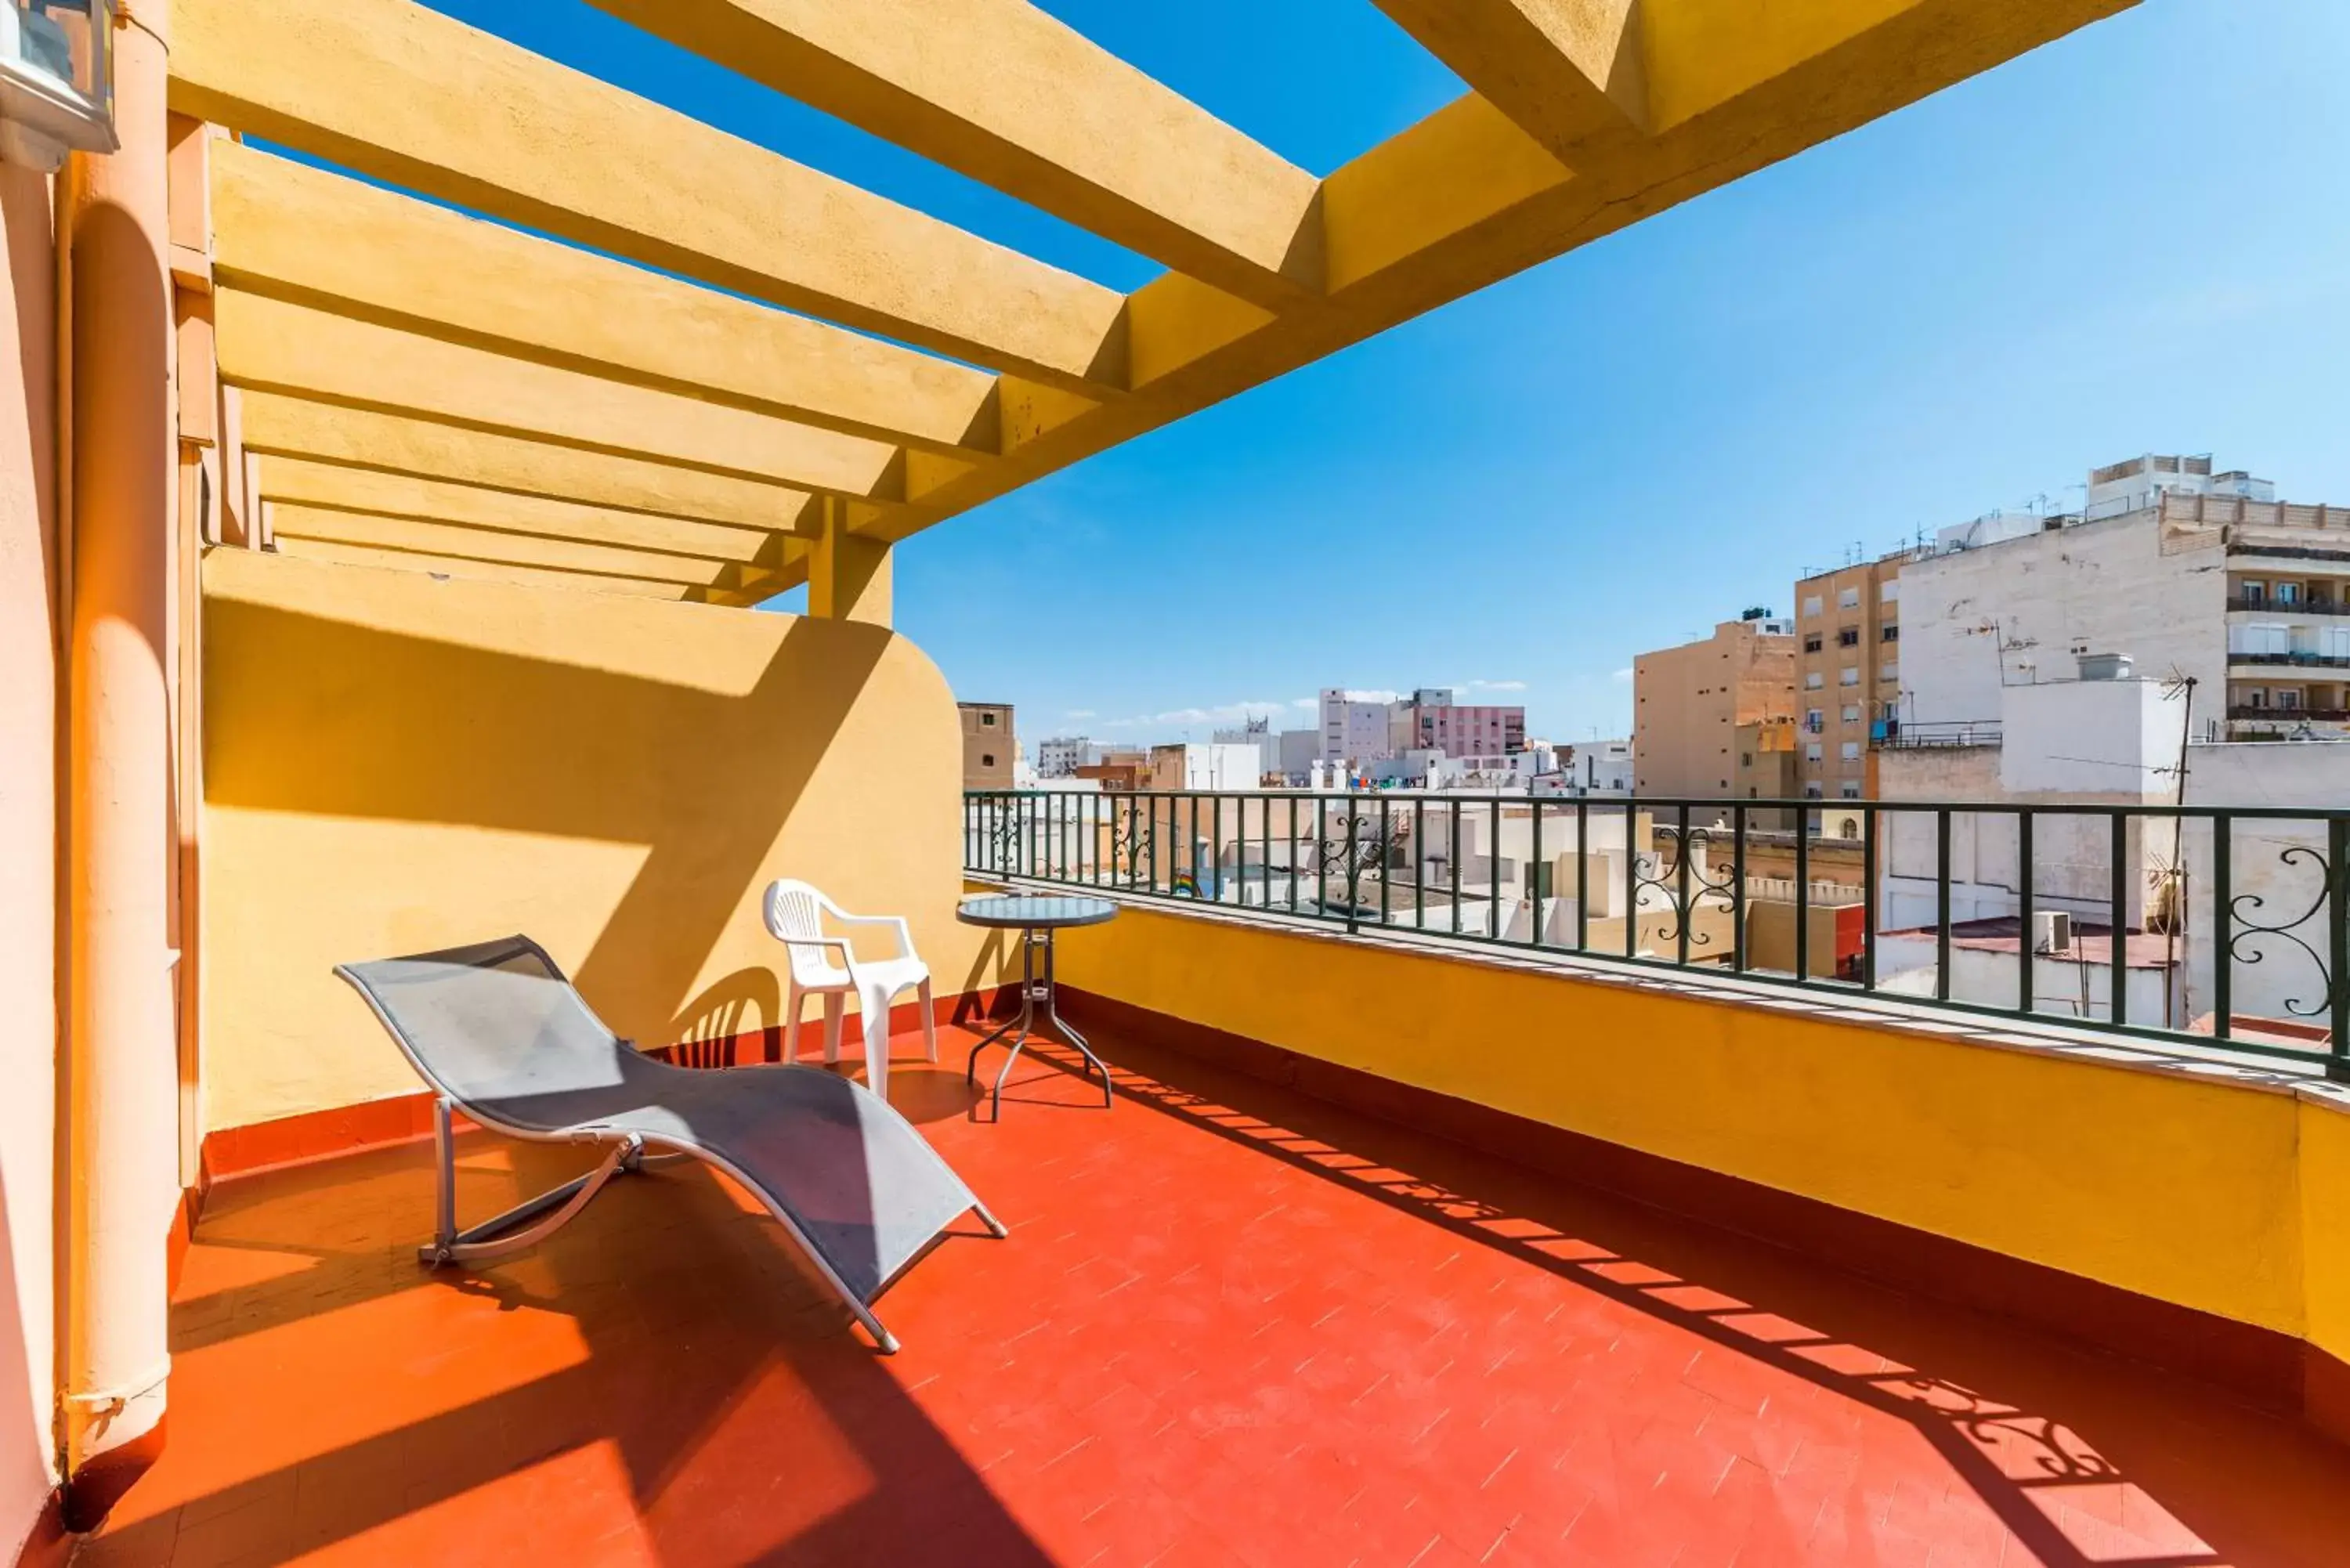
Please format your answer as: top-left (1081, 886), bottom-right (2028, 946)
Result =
top-left (339, 938), bottom-right (1006, 1354)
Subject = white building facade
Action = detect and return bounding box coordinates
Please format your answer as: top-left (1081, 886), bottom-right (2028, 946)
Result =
top-left (1150, 742), bottom-right (1264, 791)
top-left (1319, 688), bottom-right (1396, 765)
top-left (1035, 735), bottom-right (1104, 779)
top-left (1897, 458), bottom-right (2348, 743)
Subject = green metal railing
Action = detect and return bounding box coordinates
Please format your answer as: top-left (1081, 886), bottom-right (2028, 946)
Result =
top-left (964, 789), bottom-right (2350, 1081)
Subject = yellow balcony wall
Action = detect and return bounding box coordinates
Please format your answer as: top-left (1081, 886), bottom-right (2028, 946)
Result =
top-left (198, 547), bottom-right (1007, 1134)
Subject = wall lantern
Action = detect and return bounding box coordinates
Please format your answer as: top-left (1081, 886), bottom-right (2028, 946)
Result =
top-left (1, 0), bottom-right (117, 172)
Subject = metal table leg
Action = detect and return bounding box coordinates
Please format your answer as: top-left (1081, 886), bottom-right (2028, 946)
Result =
top-left (1037, 924), bottom-right (1112, 1106)
top-left (964, 925), bottom-right (1112, 1117)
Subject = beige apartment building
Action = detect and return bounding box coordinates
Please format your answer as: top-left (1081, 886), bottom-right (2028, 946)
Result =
top-left (959, 702), bottom-right (1017, 789)
top-left (1632, 612), bottom-right (1798, 797)
top-left (1734, 717), bottom-right (1801, 826)
top-left (1792, 552), bottom-right (1912, 803)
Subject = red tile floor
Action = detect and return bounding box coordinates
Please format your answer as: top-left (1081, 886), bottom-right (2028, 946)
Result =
top-left (83, 1020), bottom-right (2350, 1567)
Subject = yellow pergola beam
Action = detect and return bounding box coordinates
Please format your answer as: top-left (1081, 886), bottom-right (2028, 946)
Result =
top-left (215, 289), bottom-right (924, 500)
top-left (273, 535), bottom-right (707, 602)
top-left (169, 0), bottom-right (1132, 392)
top-left (212, 142), bottom-right (1015, 460)
top-left (268, 504), bottom-right (755, 590)
top-left (239, 396), bottom-right (820, 535)
top-left (866, 0), bottom-right (2136, 541)
top-left (255, 457), bottom-right (794, 566)
top-left (1368, 1), bottom-right (1650, 170)
top-left (189, 0), bottom-right (2135, 576)
top-left (592, 0), bottom-right (1325, 311)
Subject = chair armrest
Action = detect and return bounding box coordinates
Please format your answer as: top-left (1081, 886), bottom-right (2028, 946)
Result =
top-left (829, 912), bottom-right (916, 958)
top-left (776, 934), bottom-right (853, 956)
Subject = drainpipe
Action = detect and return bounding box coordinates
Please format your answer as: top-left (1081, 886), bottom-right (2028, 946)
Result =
top-left (61, 0), bottom-right (177, 1526)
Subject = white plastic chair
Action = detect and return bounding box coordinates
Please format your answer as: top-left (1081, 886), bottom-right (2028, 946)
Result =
top-left (761, 880), bottom-right (937, 1102)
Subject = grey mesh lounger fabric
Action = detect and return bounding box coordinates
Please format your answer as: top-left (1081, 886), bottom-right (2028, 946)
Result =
top-left (336, 934), bottom-right (1003, 1353)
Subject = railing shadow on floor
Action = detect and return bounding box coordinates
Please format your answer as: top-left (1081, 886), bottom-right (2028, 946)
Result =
top-left (1039, 1021), bottom-right (2350, 1568)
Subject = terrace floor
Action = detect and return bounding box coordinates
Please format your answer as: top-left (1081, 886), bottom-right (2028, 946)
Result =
top-left (81, 1019), bottom-right (2350, 1568)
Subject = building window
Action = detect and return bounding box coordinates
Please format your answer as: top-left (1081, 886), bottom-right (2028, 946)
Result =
top-left (1880, 661), bottom-right (1899, 681)
top-left (1838, 587), bottom-right (1860, 609)
top-left (1880, 580), bottom-right (1900, 603)
top-left (1805, 742), bottom-right (1824, 762)
top-left (1837, 627), bottom-right (1860, 648)
top-left (1802, 594), bottom-right (1823, 617)
top-left (2239, 580), bottom-right (2268, 606)
top-left (1803, 782), bottom-right (1824, 800)
top-left (1805, 708), bottom-right (1823, 730)
top-left (1839, 667), bottom-right (1860, 687)
top-left (1841, 704), bottom-right (1860, 723)
top-left (1841, 741), bottom-right (1860, 761)
top-left (2279, 689), bottom-right (2302, 711)
top-left (1805, 672), bottom-right (1824, 690)
top-left (1803, 634), bottom-right (1822, 653)
top-left (981, 712), bottom-right (997, 727)
top-left (2235, 623), bottom-right (2290, 657)
top-left (2279, 582), bottom-right (2303, 605)
top-left (981, 753), bottom-right (996, 767)
top-left (1840, 784), bottom-right (1864, 801)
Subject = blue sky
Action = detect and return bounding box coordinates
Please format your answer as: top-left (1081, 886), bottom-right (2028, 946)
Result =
top-left (438, 1), bottom-right (2350, 746)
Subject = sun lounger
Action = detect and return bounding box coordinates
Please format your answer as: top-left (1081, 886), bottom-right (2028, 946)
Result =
top-left (336, 934), bottom-right (1003, 1352)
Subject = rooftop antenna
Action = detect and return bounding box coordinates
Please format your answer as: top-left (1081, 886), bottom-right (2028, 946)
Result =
top-left (2153, 667), bottom-right (2198, 1019)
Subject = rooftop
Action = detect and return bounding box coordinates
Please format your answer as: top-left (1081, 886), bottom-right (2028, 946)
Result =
top-left (81, 1017), bottom-right (2350, 1568)
top-left (1881, 919), bottom-right (2182, 971)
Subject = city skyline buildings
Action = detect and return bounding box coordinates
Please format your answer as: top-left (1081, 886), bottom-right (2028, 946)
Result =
top-left (876, 1), bottom-right (2350, 747)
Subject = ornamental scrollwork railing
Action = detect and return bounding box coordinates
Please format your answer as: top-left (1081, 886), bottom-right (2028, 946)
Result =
top-left (1630, 819), bottom-right (1740, 953)
top-left (962, 789), bottom-right (2350, 1082)
top-left (2227, 843), bottom-right (2341, 1022)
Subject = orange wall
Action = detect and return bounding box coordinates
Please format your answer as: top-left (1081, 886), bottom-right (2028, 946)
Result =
top-left (0, 163), bottom-right (61, 1559)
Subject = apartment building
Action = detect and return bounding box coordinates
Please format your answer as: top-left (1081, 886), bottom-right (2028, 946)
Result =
top-left (1211, 715), bottom-right (1279, 779)
top-left (1632, 611), bottom-right (1797, 797)
top-left (1566, 739), bottom-right (1634, 796)
top-left (958, 702), bottom-right (1016, 789)
top-left (1036, 735), bottom-right (1104, 779)
top-left (1792, 553), bottom-right (1910, 803)
top-left (1734, 718), bottom-right (1799, 827)
top-left (1277, 728), bottom-right (1320, 782)
top-left (1318, 688), bottom-right (1395, 764)
top-left (1390, 688), bottom-right (1527, 757)
top-left (1319, 686), bottom-right (1527, 766)
top-left (1148, 742), bottom-right (1264, 790)
top-left (1898, 458), bottom-right (2350, 742)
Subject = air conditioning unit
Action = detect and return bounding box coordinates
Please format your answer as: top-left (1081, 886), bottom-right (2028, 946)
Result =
top-left (2033, 910), bottom-right (2072, 954)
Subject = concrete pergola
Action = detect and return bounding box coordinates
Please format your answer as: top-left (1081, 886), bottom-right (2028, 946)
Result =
top-left (165, 0), bottom-right (2130, 617)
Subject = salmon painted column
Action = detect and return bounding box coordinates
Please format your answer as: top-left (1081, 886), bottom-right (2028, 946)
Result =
top-left (62, 0), bottom-right (179, 1523)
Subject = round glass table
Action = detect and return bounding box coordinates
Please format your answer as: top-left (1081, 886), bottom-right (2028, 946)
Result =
top-left (956, 894), bottom-right (1118, 1118)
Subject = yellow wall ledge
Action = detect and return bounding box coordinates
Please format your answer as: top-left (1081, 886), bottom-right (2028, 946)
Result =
top-left (1054, 900), bottom-right (2344, 1363)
